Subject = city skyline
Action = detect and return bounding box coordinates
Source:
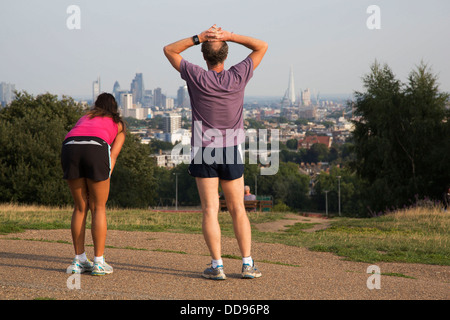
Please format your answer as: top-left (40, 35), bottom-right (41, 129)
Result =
top-left (1, 1), bottom-right (449, 99)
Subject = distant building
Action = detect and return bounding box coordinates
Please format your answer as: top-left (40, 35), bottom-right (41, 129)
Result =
top-left (0, 82), bottom-right (15, 106)
top-left (298, 135), bottom-right (332, 149)
top-left (281, 67), bottom-right (296, 108)
top-left (116, 90), bottom-right (129, 108)
top-left (155, 128), bottom-right (191, 145)
top-left (121, 93), bottom-right (133, 117)
top-left (92, 77), bottom-right (100, 103)
top-left (152, 150), bottom-right (191, 168)
top-left (301, 88), bottom-right (311, 106)
top-left (127, 107), bottom-right (151, 120)
top-left (298, 105), bottom-right (317, 119)
top-left (166, 97), bottom-right (174, 109)
top-left (163, 113), bottom-right (181, 133)
top-left (130, 73), bottom-right (145, 106)
top-left (120, 92), bottom-right (151, 119)
top-left (122, 93), bottom-right (133, 110)
top-left (177, 84), bottom-right (190, 108)
top-left (154, 87), bottom-right (164, 108)
top-left (143, 89), bottom-right (153, 107)
top-left (112, 81), bottom-right (121, 102)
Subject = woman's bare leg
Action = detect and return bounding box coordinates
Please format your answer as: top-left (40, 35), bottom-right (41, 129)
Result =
top-left (86, 178), bottom-right (110, 257)
top-left (67, 178), bottom-right (89, 255)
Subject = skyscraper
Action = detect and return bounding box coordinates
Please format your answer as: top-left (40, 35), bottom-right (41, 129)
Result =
top-left (92, 77), bottom-right (100, 103)
top-left (177, 84), bottom-right (190, 108)
top-left (154, 87), bottom-right (163, 108)
top-left (131, 73), bottom-right (145, 106)
top-left (287, 66), bottom-right (296, 105)
top-left (301, 88), bottom-right (311, 106)
top-left (121, 93), bottom-right (133, 117)
top-left (112, 81), bottom-right (121, 102)
top-left (281, 67), bottom-right (296, 108)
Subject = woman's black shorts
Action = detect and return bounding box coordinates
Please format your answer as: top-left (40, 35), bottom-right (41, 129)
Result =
top-left (61, 136), bottom-right (111, 181)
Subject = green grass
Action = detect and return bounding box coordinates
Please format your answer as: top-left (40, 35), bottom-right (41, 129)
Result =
top-left (253, 206), bottom-right (449, 265)
top-left (0, 203), bottom-right (448, 266)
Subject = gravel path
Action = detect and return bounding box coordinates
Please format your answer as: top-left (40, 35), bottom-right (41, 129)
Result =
top-left (0, 229), bottom-right (448, 301)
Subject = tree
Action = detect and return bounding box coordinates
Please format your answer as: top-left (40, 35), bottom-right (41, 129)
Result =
top-left (109, 133), bottom-right (157, 208)
top-left (305, 143), bottom-right (329, 163)
top-left (148, 139), bottom-right (174, 154)
top-left (313, 166), bottom-right (364, 216)
top-left (244, 162), bottom-right (311, 210)
top-left (285, 138), bottom-right (298, 150)
top-left (351, 61), bottom-right (450, 214)
top-left (0, 92), bottom-right (84, 205)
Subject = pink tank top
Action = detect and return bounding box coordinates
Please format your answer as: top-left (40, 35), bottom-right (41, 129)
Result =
top-left (65, 115), bottom-right (119, 145)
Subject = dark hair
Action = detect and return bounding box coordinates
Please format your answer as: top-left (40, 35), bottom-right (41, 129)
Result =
top-left (201, 41), bottom-right (228, 66)
top-left (88, 93), bottom-right (125, 129)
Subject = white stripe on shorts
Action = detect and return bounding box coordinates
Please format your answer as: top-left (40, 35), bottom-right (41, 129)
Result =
top-left (64, 140), bottom-right (103, 146)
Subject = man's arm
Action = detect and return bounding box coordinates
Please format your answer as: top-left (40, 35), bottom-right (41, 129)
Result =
top-left (214, 29), bottom-right (268, 70)
top-left (163, 25), bottom-right (217, 72)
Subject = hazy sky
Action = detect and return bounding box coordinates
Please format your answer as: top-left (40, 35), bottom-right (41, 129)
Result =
top-left (1, 0), bottom-right (449, 100)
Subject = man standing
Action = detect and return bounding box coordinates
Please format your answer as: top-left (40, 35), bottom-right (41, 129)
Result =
top-left (163, 25), bottom-right (268, 280)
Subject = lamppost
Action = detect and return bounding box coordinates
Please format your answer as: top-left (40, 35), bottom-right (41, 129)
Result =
top-left (337, 176), bottom-right (341, 217)
top-left (173, 172), bottom-right (179, 211)
top-left (254, 174), bottom-right (258, 199)
top-left (324, 190), bottom-right (329, 217)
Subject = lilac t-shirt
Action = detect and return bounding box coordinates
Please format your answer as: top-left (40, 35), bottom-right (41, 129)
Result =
top-left (180, 57), bottom-right (253, 147)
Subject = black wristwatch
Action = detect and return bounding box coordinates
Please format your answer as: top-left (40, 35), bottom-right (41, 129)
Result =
top-left (192, 35), bottom-right (200, 45)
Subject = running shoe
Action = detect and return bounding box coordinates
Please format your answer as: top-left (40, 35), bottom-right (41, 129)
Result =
top-left (242, 261), bottom-right (262, 279)
top-left (91, 260), bottom-right (113, 276)
top-left (202, 264), bottom-right (226, 280)
top-left (66, 258), bottom-right (94, 274)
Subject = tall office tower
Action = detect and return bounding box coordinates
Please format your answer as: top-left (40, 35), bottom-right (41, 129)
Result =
top-left (112, 81), bottom-right (121, 102)
top-left (166, 97), bottom-right (174, 109)
top-left (177, 84), bottom-right (190, 108)
top-left (143, 89), bottom-right (153, 107)
top-left (301, 88), bottom-right (311, 106)
top-left (287, 67), bottom-right (296, 105)
top-left (161, 93), bottom-right (167, 109)
top-left (154, 87), bottom-right (163, 108)
top-left (130, 73), bottom-right (145, 105)
top-left (92, 77), bottom-right (101, 103)
top-left (121, 93), bottom-right (133, 117)
top-left (163, 113), bottom-right (181, 133)
top-left (0, 82), bottom-right (16, 106)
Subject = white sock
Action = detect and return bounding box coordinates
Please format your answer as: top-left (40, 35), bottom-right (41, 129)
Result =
top-left (94, 256), bottom-right (104, 264)
top-left (212, 259), bottom-right (223, 268)
top-left (243, 256), bottom-right (253, 265)
top-left (75, 252), bottom-right (87, 263)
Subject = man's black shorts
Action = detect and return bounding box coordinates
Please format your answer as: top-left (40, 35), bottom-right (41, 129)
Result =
top-left (188, 145), bottom-right (244, 180)
top-left (61, 136), bottom-right (111, 181)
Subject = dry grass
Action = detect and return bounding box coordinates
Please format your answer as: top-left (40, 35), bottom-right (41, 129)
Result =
top-left (1, 203), bottom-right (448, 265)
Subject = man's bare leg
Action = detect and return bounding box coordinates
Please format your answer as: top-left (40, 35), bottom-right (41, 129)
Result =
top-left (195, 177), bottom-right (221, 260)
top-left (220, 176), bottom-right (251, 258)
